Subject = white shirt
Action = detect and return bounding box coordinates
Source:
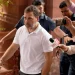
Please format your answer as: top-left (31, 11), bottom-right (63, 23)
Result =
top-left (13, 23), bottom-right (53, 74)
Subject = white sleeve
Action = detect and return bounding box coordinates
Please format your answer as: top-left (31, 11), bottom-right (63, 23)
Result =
top-left (13, 29), bottom-right (21, 44)
top-left (42, 34), bottom-right (53, 52)
top-left (67, 45), bottom-right (75, 55)
top-left (69, 2), bottom-right (75, 13)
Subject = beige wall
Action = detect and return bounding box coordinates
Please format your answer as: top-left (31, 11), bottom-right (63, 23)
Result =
top-left (44, 0), bottom-right (75, 18)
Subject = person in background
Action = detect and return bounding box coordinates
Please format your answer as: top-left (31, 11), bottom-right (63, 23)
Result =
top-left (57, 44), bottom-right (75, 55)
top-left (57, 16), bottom-right (75, 57)
top-left (0, 5), bottom-right (53, 75)
top-left (63, 16), bottom-right (75, 36)
top-left (65, 0), bottom-right (75, 13)
top-left (0, 0), bottom-right (71, 46)
top-left (63, 16), bottom-right (75, 42)
top-left (59, 1), bottom-right (75, 75)
top-left (0, 0), bottom-right (55, 45)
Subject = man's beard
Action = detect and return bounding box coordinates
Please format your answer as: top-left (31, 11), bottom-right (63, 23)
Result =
top-left (25, 22), bottom-right (38, 29)
top-left (25, 24), bottom-right (35, 29)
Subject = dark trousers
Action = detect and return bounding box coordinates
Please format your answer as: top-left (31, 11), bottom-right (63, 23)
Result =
top-left (60, 53), bottom-right (70, 75)
top-left (19, 71), bottom-right (41, 75)
top-left (60, 53), bottom-right (75, 75)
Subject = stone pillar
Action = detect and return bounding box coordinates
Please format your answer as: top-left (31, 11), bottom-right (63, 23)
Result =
top-left (44, 0), bottom-right (62, 18)
top-left (44, 0), bottom-right (53, 18)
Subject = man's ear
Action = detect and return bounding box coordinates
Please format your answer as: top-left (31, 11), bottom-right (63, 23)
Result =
top-left (37, 16), bottom-right (39, 21)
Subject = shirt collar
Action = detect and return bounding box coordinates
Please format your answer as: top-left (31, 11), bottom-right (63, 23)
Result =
top-left (39, 13), bottom-right (45, 19)
top-left (25, 22), bottom-right (41, 34)
top-left (32, 22), bottom-right (41, 34)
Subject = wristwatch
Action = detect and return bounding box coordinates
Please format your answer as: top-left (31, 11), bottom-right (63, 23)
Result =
top-left (63, 34), bottom-right (68, 39)
top-left (63, 34), bottom-right (68, 37)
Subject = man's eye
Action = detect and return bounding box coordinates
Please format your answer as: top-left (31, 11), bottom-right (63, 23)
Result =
top-left (24, 17), bottom-right (26, 19)
top-left (28, 18), bottom-right (33, 20)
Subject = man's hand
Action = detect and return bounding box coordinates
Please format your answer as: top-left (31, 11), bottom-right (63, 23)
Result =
top-left (64, 36), bottom-right (72, 44)
top-left (64, 16), bottom-right (73, 29)
top-left (63, 16), bottom-right (75, 36)
top-left (55, 49), bottom-right (61, 58)
top-left (65, 0), bottom-right (72, 6)
top-left (56, 44), bottom-right (69, 52)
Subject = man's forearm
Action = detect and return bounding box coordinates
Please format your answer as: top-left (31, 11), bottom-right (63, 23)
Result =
top-left (66, 45), bottom-right (75, 55)
top-left (65, 0), bottom-right (72, 6)
top-left (1, 28), bottom-right (17, 42)
top-left (72, 21), bottom-right (75, 27)
top-left (54, 27), bottom-right (66, 38)
top-left (0, 43), bottom-right (19, 63)
top-left (41, 60), bottom-right (52, 75)
top-left (68, 26), bottom-right (75, 36)
top-left (41, 52), bottom-right (53, 75)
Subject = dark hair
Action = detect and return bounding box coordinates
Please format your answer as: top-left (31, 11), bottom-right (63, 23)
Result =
top-left (24, 5), bottom-right (40, 17)
top-left (32, 0), bottom-right (45, 6)
top-left (59, 1), bottom-right (67, 8)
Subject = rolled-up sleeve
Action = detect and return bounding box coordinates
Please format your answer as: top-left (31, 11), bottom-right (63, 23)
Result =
top-left (67, 45), bottom-right (75, 55)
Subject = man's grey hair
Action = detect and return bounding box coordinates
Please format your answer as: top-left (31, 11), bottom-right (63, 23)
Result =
top-left (24, 5), bottom-right (40, 17)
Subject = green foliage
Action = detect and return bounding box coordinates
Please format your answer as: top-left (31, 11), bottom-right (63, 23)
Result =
top-left (0, 0), bottom-right (12, 16)
top-left (0, 0), bottom-right (12, 6)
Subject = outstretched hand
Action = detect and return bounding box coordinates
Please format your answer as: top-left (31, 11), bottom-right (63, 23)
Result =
top-left (64, 36), bottom-right (72, 44)
top-left (56, 44), bottom-right (69, 52)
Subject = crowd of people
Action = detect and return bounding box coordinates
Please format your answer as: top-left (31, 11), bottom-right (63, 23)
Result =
top-left (0, 0), bottom-right (75, 75)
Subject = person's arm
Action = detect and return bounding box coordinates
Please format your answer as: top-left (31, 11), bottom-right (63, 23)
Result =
top-left (41, 31), bottom-right (53, 75)
top-left (67, 45), bottom-right (75, 55)
top-left (54, 26), bottom-right (71, 44)
top-left (58, 44), bottom-right (75, 55)
top-left (0, 28), bottom-right (17, 47)
top-left (0, 15), bottom-right (24, 45)
top-left (68, 25), bottom-right (75, 36)
top-left (53, 18), bottom-right (67, 38)
top-left (64, 16), bottom-right (75, 36)
top-left (54, 26), bottom-right (66, 38)
top-left (0, 25), bottom-right (21, 66)
top-left (0, 43), bottom-right (19, 65)
top-left (65, 0), bottom-right (75, 13)
top-left (41, 52), bottom-right (53, 75)
top-left (65, 0), bottom-right (72, 6)
top-left (1, 28), bottom-right (16, 41)
top-left (72, 21), bottom-right (75, 27)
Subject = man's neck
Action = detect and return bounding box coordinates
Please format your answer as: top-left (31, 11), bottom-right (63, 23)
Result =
top-left (27, 22), bottom-right (39, 33)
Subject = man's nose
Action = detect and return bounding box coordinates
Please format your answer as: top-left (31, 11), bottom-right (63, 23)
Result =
top-left (25, 18), bottom-right (28, 22)
top-left (39, 7), bottom-right (42, 10)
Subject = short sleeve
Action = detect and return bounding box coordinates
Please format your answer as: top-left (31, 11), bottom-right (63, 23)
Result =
top-left (15, 16), bottom-right (24, 29)
top-left (69, 2), bottom-right (75, 13)
top-left (42, 34), bottom-right (53, 52)
top-left (13, 29), bottom-right (21, 44)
